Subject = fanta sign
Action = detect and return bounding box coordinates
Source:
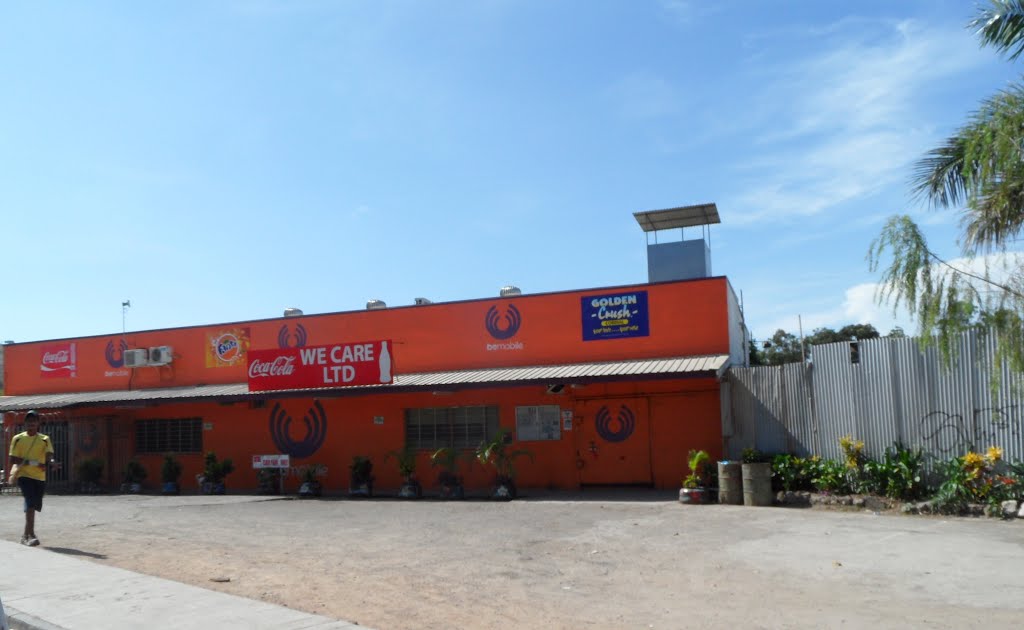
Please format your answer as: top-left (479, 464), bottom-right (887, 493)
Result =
top-left (40, 342), bottom-right (77, 378)
top-left (247, 340), bottom-right (394, 392)
top-left (206, 327), bottom-right (250, 368)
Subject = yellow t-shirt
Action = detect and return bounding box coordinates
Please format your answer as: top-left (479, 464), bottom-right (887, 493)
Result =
top-left (9, 431), bottom-right (54, 481)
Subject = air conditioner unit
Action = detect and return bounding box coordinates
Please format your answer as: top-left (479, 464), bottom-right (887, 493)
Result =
top-left (124, 349), bottom-right (149, 368)
top-left (148, 346), bottom-right (174, 366)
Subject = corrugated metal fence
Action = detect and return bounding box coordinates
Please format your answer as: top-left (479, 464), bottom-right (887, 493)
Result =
top-left (725, 329), bottom-right (1024, 465)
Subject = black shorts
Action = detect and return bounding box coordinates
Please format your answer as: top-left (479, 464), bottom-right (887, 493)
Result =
top-left (18, 477), bottom-right (45, 512)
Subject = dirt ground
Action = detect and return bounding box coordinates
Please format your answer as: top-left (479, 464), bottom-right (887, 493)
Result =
top-left (1, 490), bottom-right (1022, 629)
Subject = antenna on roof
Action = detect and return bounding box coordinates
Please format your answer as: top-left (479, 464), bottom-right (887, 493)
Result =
top-left (122, 300), bottom-right (131, 335)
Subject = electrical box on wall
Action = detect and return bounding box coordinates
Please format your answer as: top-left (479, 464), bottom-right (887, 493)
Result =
top-left (124, 349), bottom-right (149, 368)
top-left (148, 346), bottom-right (173, 366)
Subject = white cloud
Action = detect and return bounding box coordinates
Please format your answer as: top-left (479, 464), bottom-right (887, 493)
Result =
top-left (754, 250), bottom-right (1024, 340)
top-left (727, 19), bottom-right (989, 225)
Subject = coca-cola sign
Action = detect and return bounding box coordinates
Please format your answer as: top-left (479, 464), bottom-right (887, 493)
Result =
top-left (247, 340), bottom-right (393, 392)
top-left (40, 342), bottom-right (77, 378)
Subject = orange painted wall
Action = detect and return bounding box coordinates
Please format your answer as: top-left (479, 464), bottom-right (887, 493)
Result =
top-left (3, 277), bottom-right (730, 395)
top-left (38, 377), bottom-right (721, 492)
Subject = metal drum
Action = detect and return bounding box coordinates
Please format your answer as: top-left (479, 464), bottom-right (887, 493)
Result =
top-left (717, 461), bottom-right (742, 505)
top-left (742, 462), bottom-right (773, 507)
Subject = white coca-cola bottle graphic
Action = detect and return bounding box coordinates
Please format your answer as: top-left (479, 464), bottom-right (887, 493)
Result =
top-left (378, 341), bottom-right (392, 383)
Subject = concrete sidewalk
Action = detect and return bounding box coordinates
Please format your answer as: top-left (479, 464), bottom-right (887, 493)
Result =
top-left (0, 540), bottom-right (366, 630)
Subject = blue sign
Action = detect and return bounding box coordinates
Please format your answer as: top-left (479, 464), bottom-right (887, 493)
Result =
top-left (581, 291), bottom-right (649, 341)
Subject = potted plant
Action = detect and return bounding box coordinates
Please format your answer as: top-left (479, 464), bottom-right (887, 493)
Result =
top-left (120, 459), bottom-right (148, 494)
top-left (200, 451), bottom-right (235, 495)
top-left (430, 447), bottom-right (472, 499)
top-left (76, 457), bottom-right (105, 494)
top-left (298, 464), bottom-right (323, 498)
top-left (257, 467), bottom-right (283, 495)
top-left (680, 449), bottom-right (711, 504)
top-left (348, 455), bottom-right (374, 497)
top-left (161, 454), bottom-right (183, 495)
top-left (386, 446), bottom-right (422, 499)
top-left (475, 428), bottom-right (534, 500)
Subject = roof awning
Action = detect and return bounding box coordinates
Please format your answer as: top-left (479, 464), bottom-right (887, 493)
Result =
top-left (633, 203), bottom-right (721, 232)
top-left (0, 354), bottom-right (730, 412)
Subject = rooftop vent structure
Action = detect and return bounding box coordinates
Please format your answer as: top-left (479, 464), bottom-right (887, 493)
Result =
top-left (500, 286), bottom-right (522, 297)
top-left (366, 299), bottom-right (387, 310)
top-left (283, 307), bottom-right (303, 317)
top-left (414, 297), bottom-right (433, 305)
top-left (634, 202), bottom-right (720, 283)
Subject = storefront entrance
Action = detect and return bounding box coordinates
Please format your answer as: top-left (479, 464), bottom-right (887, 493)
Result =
top-left (575, 398), bottom-right (652, 485)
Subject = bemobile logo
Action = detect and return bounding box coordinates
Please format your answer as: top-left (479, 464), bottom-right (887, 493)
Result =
top-left (105, 340), bottom-right (128, 368)
top-left (595, 405), bottom-right (636, 443)
top-left (485, 304), bottom-right (521, 340)
top-left (278, 323), bottom-right (308, 349)
top-left (269, 400), bottom-right (328, 459)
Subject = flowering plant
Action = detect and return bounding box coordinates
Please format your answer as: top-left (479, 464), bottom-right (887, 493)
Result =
top-left (935, 445), bottom-right (1020, 511)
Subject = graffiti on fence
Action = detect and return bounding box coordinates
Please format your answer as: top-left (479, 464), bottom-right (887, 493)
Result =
top-left (973, 405), bottom-right (1022, 450)
top-left (919, 405), bottom-right (1022, 458)
top-left (918, 411), bottom-right (968, 457)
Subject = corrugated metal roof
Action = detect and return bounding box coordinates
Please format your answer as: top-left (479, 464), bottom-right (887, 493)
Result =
top-left (0, 354), bottom-right (729, 412)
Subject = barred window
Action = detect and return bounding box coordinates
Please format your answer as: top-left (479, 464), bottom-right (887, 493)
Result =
top-left (135, 418), bottom-right (203, 454)
top-left (405, 405), bottom-right (499, 450)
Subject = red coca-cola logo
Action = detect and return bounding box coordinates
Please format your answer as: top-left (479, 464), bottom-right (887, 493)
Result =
top-left (248, 355), bottom-right (296, 378)
top-left (43, 350), bottom-right (70, 364)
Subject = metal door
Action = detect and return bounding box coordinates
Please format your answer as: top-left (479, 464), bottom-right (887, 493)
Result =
top-left (575, 398), bottom-right (651, 485)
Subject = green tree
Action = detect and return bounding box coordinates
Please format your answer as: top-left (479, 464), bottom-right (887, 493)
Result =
top-left (869, 1), bottom-right (1024, 373)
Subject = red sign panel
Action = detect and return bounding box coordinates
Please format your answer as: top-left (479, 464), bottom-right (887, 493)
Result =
top-left (40, 342), bottom-right (77, 378)
top-left (247, 340), bottom-right (393, 392)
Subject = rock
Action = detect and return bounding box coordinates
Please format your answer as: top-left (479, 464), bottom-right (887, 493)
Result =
top-left (780, 491), bottom-right (811, 506)
top-left (864, 496), bottom-right (891, 512)
top-left (840, 496), bottom-right (854, 506)
top-left (901, 503), bottom-right (918, 514)
top-left (1001, 500), bottom-right (1019, 518)
top-left (1018, 504), bottom-right (1024, 519)
top-left (852, 497), bottom-right (866, 508)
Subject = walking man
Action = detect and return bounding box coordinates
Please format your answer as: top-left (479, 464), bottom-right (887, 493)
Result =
top-left (7, 410), bottom-right (57, 546)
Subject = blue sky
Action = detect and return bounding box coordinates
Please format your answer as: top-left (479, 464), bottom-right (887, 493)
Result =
top-left (1, 1), bottom-right (1019, 345)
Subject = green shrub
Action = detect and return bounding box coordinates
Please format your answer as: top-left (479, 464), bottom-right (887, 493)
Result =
top-left (860, 443), bottom-right (925, 500)
top-left (772, 454), bottom-right (818, 492)
top-left (812, 458), bottom-right (852, 494)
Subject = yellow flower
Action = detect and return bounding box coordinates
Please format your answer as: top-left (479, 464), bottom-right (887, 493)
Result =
top-left (963, 452), bottom-right (985, 470)
top-left (987, 446), bottom-right (1003, 463)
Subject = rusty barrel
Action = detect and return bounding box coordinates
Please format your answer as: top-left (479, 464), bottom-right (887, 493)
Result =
top-left (741, 462), bottom-right (773, 507)
top-left (717, 461), bottom-right (742, 505)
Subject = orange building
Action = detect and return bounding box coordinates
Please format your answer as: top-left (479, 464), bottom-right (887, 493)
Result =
top-left (1, 205), bottom-right (747, 494)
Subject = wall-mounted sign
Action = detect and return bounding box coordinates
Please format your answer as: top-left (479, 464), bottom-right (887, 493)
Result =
top-left (581, 291), bottom-right (649, 341)
top-left (247, 339), bottom-right (394, 392)
top-left (252, 454), bottom-right (291, 469)
top-left (206, 327), bottom-right (251, 368)
top-left (40, 342), bottom-right (77, 378)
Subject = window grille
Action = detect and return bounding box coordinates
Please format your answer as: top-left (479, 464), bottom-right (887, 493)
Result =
top-left (404, 405), bottom-right (499, 449)
top-left (135, 418), bottom-right (203, 454)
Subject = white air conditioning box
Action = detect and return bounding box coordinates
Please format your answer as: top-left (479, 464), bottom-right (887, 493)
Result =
top-left (148, 346), bottom-right (174, 366)
top-left (124, 349), bottom-right (149, 368)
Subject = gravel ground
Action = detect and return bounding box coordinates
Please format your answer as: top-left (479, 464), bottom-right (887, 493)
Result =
top-left (1, 490), bottom-right (1022, 629)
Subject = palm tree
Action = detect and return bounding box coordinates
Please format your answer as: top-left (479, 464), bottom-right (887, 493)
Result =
top-left (870, 1), bottom-right (1024, 373)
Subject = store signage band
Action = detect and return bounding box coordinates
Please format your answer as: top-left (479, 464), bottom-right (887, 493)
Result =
top-left (247, 339), bottom-right (393, 392)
